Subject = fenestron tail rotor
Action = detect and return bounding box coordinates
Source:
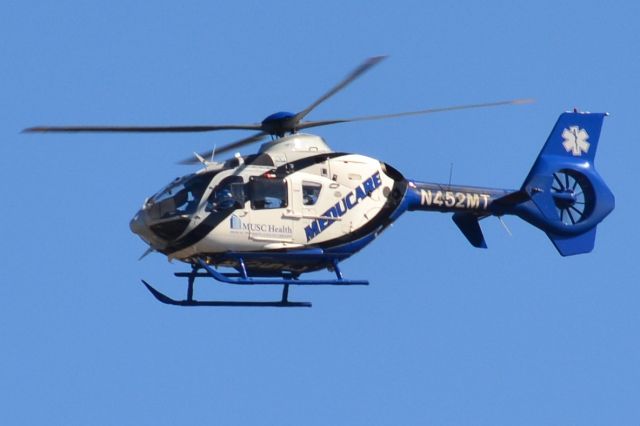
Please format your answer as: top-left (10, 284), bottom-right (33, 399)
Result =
top-left (23, 55), bottom-right (533, 163)
top-left (551, 170), bottom-right (594, 225)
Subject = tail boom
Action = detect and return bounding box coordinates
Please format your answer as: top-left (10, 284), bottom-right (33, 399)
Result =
top-left (406, 182), bottom-right (515, 214)
top-left (405, 181), bottom-right (517, 249)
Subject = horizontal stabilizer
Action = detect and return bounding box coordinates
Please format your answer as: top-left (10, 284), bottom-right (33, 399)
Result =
top-left (546, 228), bottom-right (597, 256)
top-left (452, 213), bottom-right (487, 248)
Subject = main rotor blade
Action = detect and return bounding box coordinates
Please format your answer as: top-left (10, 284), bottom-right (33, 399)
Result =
top-left (296, 98), bottom-right (534, 130)
top-left (22, 124), bottom-right (262, 133)
top-left (294, 55), bottom-right (387, 124)
top-left (179, 132), bottom-right (268, 164)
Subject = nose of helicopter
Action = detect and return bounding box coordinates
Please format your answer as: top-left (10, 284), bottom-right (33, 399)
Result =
top-left (129, 209), bottom-right (161, 247)
top-left (130, 206), bottom-right (192, 249)
top-left (129, 211), bottom-right (147, 236)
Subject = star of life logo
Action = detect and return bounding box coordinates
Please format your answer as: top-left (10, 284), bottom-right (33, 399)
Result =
top-left (562, 126), bottom-right (590, 156)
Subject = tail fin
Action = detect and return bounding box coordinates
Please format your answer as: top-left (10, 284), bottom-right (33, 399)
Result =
top-left (533, 110), bottom-right (605, 163)
top-left (508, 111), bottom-right (615, 255)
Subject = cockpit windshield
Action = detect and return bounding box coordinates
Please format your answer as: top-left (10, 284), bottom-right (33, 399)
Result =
top-left (147, 173), bottom-right (212, 220)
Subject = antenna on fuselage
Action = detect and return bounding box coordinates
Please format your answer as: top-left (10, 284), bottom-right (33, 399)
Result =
top-left (498, 216), bottom-right (512, 236)
top-left (138, 246), bottom-right (155, 261)
top-left (193, 152), bottom-right (208, 165)
top-left (192, 145), bottom-right (217, 166)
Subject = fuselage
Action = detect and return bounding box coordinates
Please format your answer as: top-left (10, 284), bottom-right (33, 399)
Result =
top-left (130, 134), bottom-right (412, 272)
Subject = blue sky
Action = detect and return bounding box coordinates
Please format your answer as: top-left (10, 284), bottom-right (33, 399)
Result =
top-left (1, 1), bottom-right (639, 425)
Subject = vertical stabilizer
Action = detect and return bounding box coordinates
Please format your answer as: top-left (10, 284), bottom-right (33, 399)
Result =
top-left (515, 111), bottom-right (614, 255)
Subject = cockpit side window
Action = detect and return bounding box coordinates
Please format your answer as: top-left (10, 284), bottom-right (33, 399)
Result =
top-left (302, 181), bottom-right (322, 206)
top-left (249, 176), bottom-right (288, 210)
top-left (208, 176), bottom-right (245, 211)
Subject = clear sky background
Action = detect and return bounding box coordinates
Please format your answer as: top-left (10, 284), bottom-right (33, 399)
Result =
top-left (1, 1), bottom-right (639, 425)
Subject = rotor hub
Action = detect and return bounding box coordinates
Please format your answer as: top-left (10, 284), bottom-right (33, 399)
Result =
top-left (261, 111), bottom-right (297, 137)
top-left (552, 189), bottom-right (577, 209)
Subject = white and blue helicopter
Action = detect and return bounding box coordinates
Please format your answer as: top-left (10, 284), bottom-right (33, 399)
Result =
top-left (25, 57), bottom-right (615, 307)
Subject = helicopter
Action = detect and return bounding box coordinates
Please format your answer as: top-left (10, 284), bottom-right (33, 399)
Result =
top-left (25, 56), bottom-right (615, 307)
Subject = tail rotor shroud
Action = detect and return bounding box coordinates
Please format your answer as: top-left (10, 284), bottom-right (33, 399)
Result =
top-left (550, 170), bottom-right (594, 226)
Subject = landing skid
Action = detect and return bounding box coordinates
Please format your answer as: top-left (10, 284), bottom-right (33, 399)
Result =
top-left (141, 257), bottom-right (368, 308)
top-left (141, 280), bottom-right (312, 307)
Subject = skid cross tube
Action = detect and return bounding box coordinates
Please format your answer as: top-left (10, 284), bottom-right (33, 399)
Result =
top-left (196, 258), bottom-right (369, 286)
